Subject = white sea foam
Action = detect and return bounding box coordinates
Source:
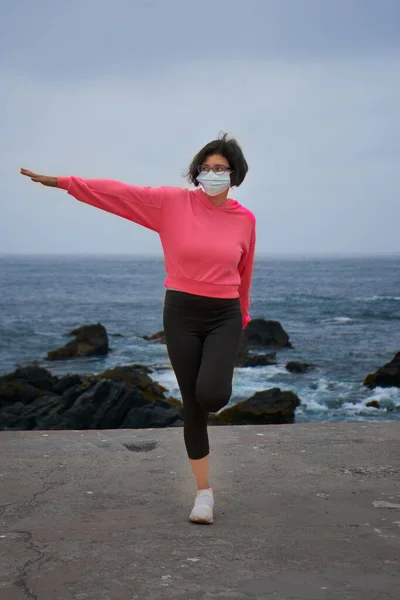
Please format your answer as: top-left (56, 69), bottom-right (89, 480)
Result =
top-left (321, 315), bottom-right (355, 323)
top-left (153, 368), bottom-right (181, 399)
top-left (363, 386), bottom-right (400, 410)
top-left (298, 396), bottom-right (330, 412)
top-left (340, 401), bottom-right (383, 415)
top-left (332, 316), bottom-right (353, 322)
top-left (320, 316), bottom-right (354, 324)
top-left (297, 377), bottom-right (334, 412)
top-left (255, 363), bottom-right (288, 376)
top-left (150, 362), bottom-right (400, 421)
top-left (338, 385), bottom-right (400, 415)
top-left (356, 295), bottom-right (400, 302)
top-left (313, 377), bottom-right (331, 392)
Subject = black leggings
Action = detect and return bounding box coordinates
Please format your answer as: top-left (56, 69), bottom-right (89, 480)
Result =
top-left (163, 290), bottom-right (243, 460)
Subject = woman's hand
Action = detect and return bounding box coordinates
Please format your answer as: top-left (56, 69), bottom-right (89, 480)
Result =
top-left (20, 168), bottom-right (58, 187)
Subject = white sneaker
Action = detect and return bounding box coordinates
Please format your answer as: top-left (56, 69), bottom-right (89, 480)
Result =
top-left (189, 488), bottom-right (214, 524)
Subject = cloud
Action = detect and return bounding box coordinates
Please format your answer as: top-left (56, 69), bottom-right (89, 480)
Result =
top-left (1, 0), bottom-right (399, 79)
top-left (1, 52), bottom-right (399, 254)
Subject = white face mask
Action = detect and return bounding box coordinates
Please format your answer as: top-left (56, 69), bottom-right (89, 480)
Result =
top-left (196, 171), bottom-right (231, 196)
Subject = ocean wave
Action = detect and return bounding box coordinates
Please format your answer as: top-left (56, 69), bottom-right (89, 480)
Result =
top-left (356, 296), bottom-right (400, 302)
top-left (364, 386), bottom-right (400, 408)
top-left (321, 316), bottom-right (354, 323)
top-left (340, 401), bottom-right (385, 414)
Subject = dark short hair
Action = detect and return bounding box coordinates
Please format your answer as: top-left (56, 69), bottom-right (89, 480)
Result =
top-left (187, 132), bottom-right (248, 187)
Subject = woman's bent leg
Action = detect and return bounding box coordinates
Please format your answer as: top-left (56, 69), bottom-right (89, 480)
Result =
top-left (195, 311), bottom-right (243, 414)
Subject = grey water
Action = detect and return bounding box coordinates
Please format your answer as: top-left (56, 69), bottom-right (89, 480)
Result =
top-left (1, 254), bottom-right (399, 423)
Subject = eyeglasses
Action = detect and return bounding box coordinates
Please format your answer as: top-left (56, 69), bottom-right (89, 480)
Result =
top-left (197, 164), bottom-right (232, 175)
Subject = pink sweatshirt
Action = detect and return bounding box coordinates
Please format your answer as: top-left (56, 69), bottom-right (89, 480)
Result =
top-left (57, 177), bottom-right (256, 329)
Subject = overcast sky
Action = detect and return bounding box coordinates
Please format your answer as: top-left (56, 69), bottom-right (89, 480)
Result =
top-left (1, 0), bottom-right (399, 256)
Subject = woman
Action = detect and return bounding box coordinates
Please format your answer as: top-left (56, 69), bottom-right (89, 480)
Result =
top-left (20, 132), bottom-right (256, 525)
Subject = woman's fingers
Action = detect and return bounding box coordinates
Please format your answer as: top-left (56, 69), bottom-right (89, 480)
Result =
top-left (20, 168), bottom-right (58, 187)
top-left (20, 168), bottom-right (41, 180)
top-left (20, 168), bottom-right (38, 177)
top-left (20, 168), bottom-right (44, 183)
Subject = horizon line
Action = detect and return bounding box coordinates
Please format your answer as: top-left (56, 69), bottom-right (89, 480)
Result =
top-left (1, 251), bottom-right (399, 260)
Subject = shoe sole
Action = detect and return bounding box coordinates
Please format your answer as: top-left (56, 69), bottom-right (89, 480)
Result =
top-left (189, 515), bottom-right (214, 524)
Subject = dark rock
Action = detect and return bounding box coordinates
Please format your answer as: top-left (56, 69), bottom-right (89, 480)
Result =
top-left (53, 374), bottom-right (85, 395)
top-left (210, 388), bottom-right (301, 425)
top-left (0, 365), bottom-right (57, 409)
top-left (120, 392), bottom-right (182, 429)
top-left (286, 361), bottom-right (318, 374)
top-left (4, 365), bottom-right (56, 391)
top-left (129, 364), bottom-right (153, 373)
top-left (245, 319), bottom-right (293, 349)
top-left (0, 379), bottom-right (42, 407)
top-left (46, 323), bottom-right (109, 361)
top-left (97, 365), bottom-right (167, 400)
top-left (237, 353), bottom-right (277, 368)
top-left (143, 330), bottom-right (165, 344)
top-left (2, 394), bottom-right (63, 430)
top-left (0, 402), bottom-right (38, 430)
top-left (366, 400), bottom-right (380, 409)
top-left (99, 388), bottom-right (149, 429)
top-left (55, 380), bottom-right (125, 430)
top-left (0, 359), bottom-right (301, 430)
top-left (363, 351), bottom-right (400, 389)
top-left (0, 364), bottom-right (182, 431)
top-left (61, 383), bottom-right (90, 409)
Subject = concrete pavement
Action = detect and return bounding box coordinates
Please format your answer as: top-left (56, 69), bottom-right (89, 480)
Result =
top-left (1, 422), bottom-right (399, 599)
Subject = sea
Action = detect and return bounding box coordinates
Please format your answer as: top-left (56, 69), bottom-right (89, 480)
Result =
top-left (1, 254), bottom-right (399, 423)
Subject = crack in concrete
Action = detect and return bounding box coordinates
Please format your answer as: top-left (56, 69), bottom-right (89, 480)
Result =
top-left (29, 480), bottom-right (63, 503)
top-left (1, 480), bottom-right (65, 522)
top-left (12, 530), bottom-right (45, 600)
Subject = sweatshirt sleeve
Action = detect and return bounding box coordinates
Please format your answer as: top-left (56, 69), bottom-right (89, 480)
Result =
top-left (238, 218), bottom-right (256, 329)
top-left (57, 176), bottom-right (166, 233)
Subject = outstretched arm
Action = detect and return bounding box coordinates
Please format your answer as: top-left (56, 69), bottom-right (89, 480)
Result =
top-left (20, 169), bottom-right (165, 233)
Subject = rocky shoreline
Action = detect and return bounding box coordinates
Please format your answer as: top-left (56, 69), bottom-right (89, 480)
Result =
top-left (1, 319), bottom-right (399, 431)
